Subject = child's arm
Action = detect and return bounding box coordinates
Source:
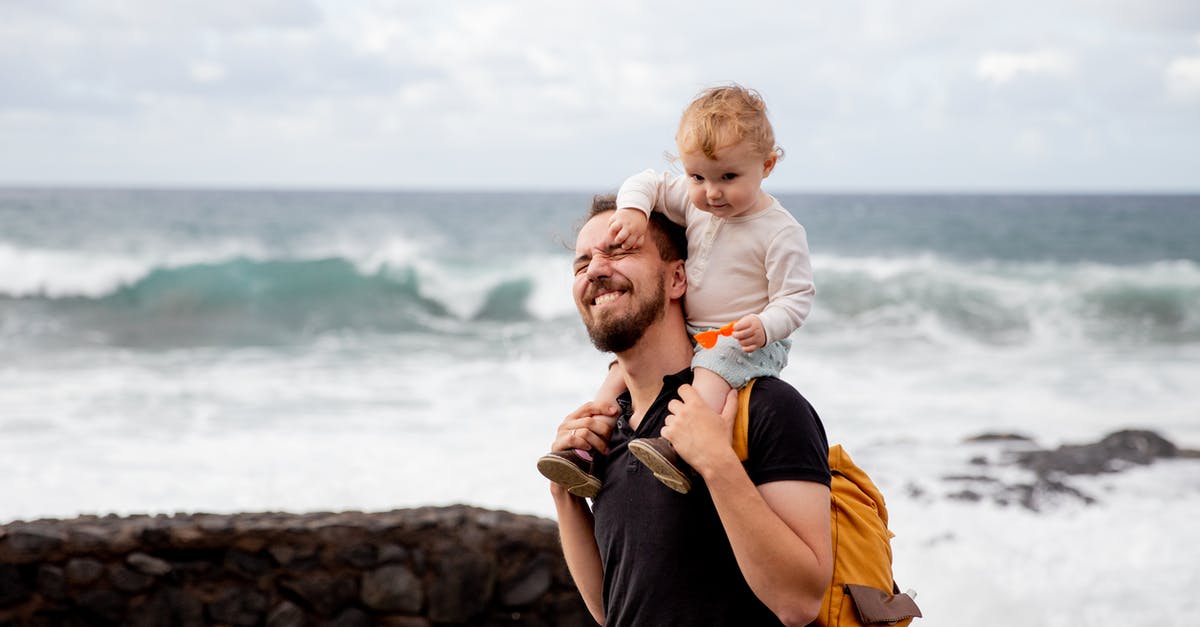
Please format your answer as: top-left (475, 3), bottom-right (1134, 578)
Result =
top-left (756, 223), bottom-right (815, 346)
top-left (615, 169), bottom-right (692, 226)
top-left (594, 359), bottom-right (627, 411)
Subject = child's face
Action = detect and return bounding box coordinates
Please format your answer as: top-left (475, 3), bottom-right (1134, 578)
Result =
top-left (680, 140), bottom-right (777, 220)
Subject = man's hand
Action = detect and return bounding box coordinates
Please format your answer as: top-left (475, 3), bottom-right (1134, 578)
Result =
top-left (732, 314), bottom-right (767, 352)
top-left (661, 385), bottom-right (740, 476)
top-left (608, 208), bottom-right (649, 250)
top-left (552, 401), bottom-right (619, 454)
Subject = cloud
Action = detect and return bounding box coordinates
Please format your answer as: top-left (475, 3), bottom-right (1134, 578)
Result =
top-left (0, 0), bottom-right (1198, 190)
top-left (1166, 54), bottom-right (1200, 103)
top-left (977, 50), bottom-right (1075, 85)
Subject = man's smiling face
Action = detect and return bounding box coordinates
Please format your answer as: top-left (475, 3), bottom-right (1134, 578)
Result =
top-left (572, 212), bottom-right (668, 353)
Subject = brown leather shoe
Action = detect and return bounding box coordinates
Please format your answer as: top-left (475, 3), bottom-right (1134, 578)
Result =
top-left (628, 437), bottom-right (692, 494)
top-left (537, 449), bottom-right (601, 498)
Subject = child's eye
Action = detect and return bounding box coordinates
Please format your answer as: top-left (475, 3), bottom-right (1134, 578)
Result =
top-left (722, 173), bottom-right (738, 181)
top-left (690, 174), bottom-right (704, 182)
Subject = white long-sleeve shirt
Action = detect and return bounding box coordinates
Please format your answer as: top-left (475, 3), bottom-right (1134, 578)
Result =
top-left (616, 170), bottom-right (815, 345)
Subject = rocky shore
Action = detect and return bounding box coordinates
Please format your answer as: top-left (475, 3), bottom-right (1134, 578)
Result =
top-left (932, 429), bottom-right (1200, 511)
top-left (0, 505), bottom-right (589, 627)
top-left (2, 429), bottom-right (1193, 626)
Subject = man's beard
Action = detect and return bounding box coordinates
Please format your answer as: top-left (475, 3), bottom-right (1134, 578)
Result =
top-left (582, 280), bottom-right (666, 354)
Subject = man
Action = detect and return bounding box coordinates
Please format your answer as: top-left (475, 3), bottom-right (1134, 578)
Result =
top-left (547, 195), bottom-right (833, 626)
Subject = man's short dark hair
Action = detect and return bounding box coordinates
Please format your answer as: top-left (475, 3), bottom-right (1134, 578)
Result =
top-left (587, 194), bottom-right (687, 263)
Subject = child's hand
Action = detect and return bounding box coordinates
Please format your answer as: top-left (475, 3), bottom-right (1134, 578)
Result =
top-left (609, 208), bottom-right (648, 250)
top-left (732, 314), bottom-right (766, 352)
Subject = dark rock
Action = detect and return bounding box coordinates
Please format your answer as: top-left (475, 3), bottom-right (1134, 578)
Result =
top-left (266, 600), bottom-right (310, 627)
top-left (76, 588), bottom-right (127, 624)
top-left (376, 543), bottom-right (409, 565)
top-left (336, 543), bottom-right (378, 569)
top-left (165, 588), bottom-right (205, 627)
top-left (109, 564), bottom-right (155, 593)
top-left (126, 589), bottom-right (173, 627)
top-left (498, 556), bottom-right (552, 607)
top-left (127, 552), bottom-right (172, 576)
top-left (376, 617), bottom-right (432, 627)
top-left (28, 606), bottom-right (93, 627)
top-left (947, 489), bottom-right (983, 502)
top-left (0, 563), bottom-right (32, 607)
top-left (361, 564), bottom-right (423, 612)
top-left (64, 558), bottom-right (106, 586)
top-left (1017, 429), bottom-right (1179, 476)
top-left (64, 526), bottom-right (109, 552)
top-left (965, 432), bottom-right (1035, 443)
top-left (227, 549), bottom-right (273, 578)
top-left (280, 573), bottom-right (359, 617)
top-left (428, 550), bottom-right (495, 623)
top-left (327, 607), bottom-right (372, 627)
top-left (139, 526), bottom-right (172, 549)
top-left (207, 588), bottom-right (269, 626)
top-left (37, 564), bottom-right (66, 601)
top-left (3, 527), bottom-right (64, 560)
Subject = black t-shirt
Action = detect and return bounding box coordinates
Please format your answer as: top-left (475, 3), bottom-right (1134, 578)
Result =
top-left (592, 370), bottom-right (830, 627)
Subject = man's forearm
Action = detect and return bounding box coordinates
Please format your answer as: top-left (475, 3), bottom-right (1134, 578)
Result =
top-left (552, 486), bottom-right (605, 625)
top-left (700, 457), bottom-right (831, 627)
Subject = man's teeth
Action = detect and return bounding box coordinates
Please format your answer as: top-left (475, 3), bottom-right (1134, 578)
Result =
top-left (594, 292), bottom-right (621, 305)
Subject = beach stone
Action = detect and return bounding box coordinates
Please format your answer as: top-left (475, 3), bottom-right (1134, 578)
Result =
top-left (336, 542), bottom-right (378, 568)
top-left (226, 549), bottom-right (273, 578)
top-left (376, 543), bottom-right (409, 564)
top-left (76, 589), bottom-right (127, 624)
top-left (36, 564), bottom-right (66, 600)
top-left (109, 563), bottom-right (156, 593)
top-left (3, 527), bottom-right (64, 560)
top-left (266, 600), bottom-right (310, 627)
top-left (279, 572), bottom-right (358, 617)
top-left (0, 563), bottom-right (32, 607)
top-left (127, 552), bottom-right (172, 576)
top-left (207, 587), bottom-right (269, 626)
top-left (65, 558), bottom-right (106, 586)
top-left (125, 589), bottom-right (173, 627)
top-left (166, 588), bottom-right (206, 627)
top-left (64, 526), bottom-right (109, 552)
top-left (361, 564), bottom-right (423, 612)
top-left (1018, 429), bottom-right (1179, 476)
top-left (499, 556), bottom-right (552, 607)
top-left (376, 618), bottom-right (432, 627)
top-left (327, 607), bottom-right (372, 627)
top-left (428, 550), bottom-right (495, 623)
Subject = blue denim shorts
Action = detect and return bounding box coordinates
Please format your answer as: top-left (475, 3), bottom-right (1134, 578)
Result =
top-left (688, 324), bottom-right (791, 388)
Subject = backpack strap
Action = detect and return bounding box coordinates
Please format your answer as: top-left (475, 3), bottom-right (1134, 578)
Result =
top-left (731, 378), bottom-right (756, 462)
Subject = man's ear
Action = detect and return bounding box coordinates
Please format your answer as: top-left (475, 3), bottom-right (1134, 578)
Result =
top-left (667, 260), bottom-right (687, 300)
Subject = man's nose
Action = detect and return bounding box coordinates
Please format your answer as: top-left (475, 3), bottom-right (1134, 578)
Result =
top-left (585, 255), bottom-right (612, 281)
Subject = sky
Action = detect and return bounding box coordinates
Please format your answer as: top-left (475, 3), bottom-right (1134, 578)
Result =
top-left (1, 0), bottom-right (1198, 192)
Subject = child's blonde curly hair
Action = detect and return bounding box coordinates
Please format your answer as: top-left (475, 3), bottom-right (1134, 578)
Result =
top-left (676, 84), bottom-right (783, 161)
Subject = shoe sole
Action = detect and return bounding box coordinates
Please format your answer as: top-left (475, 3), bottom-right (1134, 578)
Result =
top-left (627, 440), bottom-right (692, 494)
top-left (537, 455), bottom-right (601, 499)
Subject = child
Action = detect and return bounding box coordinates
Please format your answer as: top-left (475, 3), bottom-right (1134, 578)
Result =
top-left (538, 84), bottom-right (814, 495)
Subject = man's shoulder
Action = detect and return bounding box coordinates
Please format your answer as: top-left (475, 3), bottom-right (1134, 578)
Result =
top-left (746, 376), bottom-right (810, 408)
top-left (745, 376), bottom-right (824, 436)
top-left (743, 377), bottom-right (831, 484)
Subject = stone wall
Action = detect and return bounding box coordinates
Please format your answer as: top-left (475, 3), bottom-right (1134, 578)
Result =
top-left (0, 506), bottom-right (591, 626)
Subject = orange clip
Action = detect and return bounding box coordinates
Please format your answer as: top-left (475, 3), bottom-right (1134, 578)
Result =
top-left (693, 321), bottom-right (736, 349)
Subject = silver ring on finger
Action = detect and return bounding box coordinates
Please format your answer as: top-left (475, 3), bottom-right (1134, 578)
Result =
top-left (570, 428), bottom-right (577, 440)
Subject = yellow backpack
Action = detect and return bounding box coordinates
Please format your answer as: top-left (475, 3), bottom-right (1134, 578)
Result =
top-left (732, 380), bottom-right (922, 626)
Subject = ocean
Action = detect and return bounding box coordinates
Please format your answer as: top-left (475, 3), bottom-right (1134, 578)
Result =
top-left (2, 188), bottom-right (1198, 625)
